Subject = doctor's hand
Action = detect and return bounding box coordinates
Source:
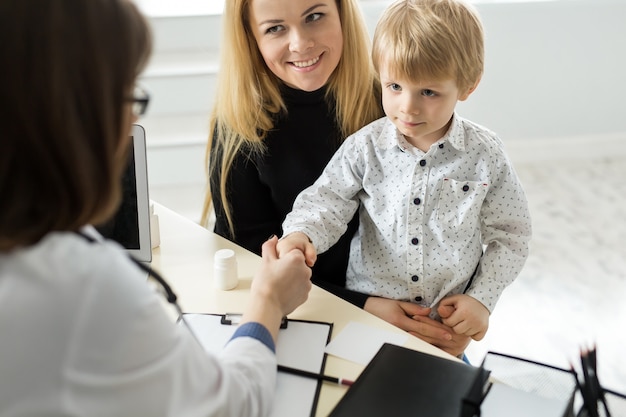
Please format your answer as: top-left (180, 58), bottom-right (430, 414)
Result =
top-left (276, 232), bottom-right (317, 267)
top-left (243, 236), bottom-right (312, 341)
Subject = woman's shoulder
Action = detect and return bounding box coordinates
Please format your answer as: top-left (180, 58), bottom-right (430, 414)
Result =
top-left (0, 229), bottom-right (156, 358)
top-left (6, 229), bottom-right (150, 304)
top-left (37, 230), bottom-right (181, 362)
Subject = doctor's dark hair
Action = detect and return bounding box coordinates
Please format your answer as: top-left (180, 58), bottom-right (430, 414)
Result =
top-left (0, 0), bottom-right (152, 250)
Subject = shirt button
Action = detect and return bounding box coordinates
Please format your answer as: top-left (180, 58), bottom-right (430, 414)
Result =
top-left (411, 238), bottom-right (419, 245)
top-left (462, 184), bottom-right (470, 192)
top-left (413, 197), bottom-right (421, 205)
top-left (419, 159), bottom-right (427, 167)
top-left (414, 296), bottom-right (423, 302)
top-left (438, 143), bottom-right (444, 149)
top-left (411, 275), bottom-right (419, 282)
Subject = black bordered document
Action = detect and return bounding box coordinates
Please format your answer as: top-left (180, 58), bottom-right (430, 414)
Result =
top-left (183, 313), bottom-right (333, 417)
top-left (329, 343), bottom-right (489, 417)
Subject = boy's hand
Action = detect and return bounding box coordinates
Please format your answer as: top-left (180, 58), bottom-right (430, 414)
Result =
top-left (437, 294), bottom-right (490, 341)
top-left (364, 297), bottom-right (471, 357)
top-left (276, 232), bottom-right (317, 267)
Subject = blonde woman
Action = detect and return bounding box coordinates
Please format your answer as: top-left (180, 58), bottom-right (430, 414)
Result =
top-left (202, 0), bottom-right (383, 305)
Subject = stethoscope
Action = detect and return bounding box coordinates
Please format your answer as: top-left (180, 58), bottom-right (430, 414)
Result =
top-left (76, 230), bottom-right (202, 343)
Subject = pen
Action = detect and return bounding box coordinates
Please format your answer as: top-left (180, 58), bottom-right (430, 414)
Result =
top-left (278, 365), bottom-right (354, 387)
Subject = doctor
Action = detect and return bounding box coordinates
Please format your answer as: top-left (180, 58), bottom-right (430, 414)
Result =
top-left (0, 0), bottom-right (312, 416)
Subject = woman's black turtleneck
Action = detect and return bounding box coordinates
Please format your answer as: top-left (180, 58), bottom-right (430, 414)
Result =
top-left (210, 85), bottom-right (368, 307)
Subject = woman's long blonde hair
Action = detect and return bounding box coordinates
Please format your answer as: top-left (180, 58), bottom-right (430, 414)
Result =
top-left (200, 0), bottom-right (383, 234)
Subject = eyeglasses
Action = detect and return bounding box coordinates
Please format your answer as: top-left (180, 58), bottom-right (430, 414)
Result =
top-left (127, 85), bottom-right (150, 117)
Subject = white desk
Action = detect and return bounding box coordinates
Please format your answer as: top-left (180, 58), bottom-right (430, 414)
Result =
top-left (151, 203), bottom-right (458, 416)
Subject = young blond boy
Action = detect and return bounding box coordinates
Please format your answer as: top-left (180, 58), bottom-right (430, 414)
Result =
top-left (278, 0), bottom-right (532, 354)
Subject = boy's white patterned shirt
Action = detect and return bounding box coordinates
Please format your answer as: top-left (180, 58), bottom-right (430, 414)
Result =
top-left (283, 114), bottom-right (532, 313)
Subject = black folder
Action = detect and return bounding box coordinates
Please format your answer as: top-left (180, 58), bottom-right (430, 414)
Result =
top-left (329, 343), bottom-right (489, 417)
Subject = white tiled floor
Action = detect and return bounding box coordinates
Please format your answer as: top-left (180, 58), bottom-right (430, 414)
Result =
top-left (151, 151), bottom-right (626, 395)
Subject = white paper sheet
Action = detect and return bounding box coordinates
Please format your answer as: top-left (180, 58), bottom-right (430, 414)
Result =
top-left (325, 321), bottom-right (408, 365)
top-left (481, 383), bottom-right (572, 417)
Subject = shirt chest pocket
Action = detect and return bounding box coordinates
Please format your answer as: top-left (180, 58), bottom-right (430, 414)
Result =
top-left (436, 178), bottom-right (489, 231)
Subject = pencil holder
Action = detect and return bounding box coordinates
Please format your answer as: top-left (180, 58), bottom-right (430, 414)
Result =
top-left (577, 389), bottom-right (626, 417)
top-left (572, 346), bottom-right (626, 417)
top-left (213, 249), bottom-right (238, 290)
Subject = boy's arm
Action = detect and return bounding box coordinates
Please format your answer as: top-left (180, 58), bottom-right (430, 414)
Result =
top-left (282, 138), bottom-right (363, 254)
top-left (467, 149), bottom-right (532, 312)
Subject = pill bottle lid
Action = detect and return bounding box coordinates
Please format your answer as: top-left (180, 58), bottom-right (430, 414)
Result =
top-left (214, 249), bottom-right (236, 266)
top-left (215, 249), bottom-right (235, 260)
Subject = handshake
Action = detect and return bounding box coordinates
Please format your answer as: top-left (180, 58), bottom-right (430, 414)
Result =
top-left (276, 232), bottom-right (318, 268)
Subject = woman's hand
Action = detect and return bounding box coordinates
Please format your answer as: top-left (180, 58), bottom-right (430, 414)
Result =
top-left (409, 313), bottom-right (472, 357)
top-left (364, 296), bottom-right (472, 357)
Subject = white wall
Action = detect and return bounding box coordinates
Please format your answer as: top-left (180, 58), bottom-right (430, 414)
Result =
top-left (140, 0), bottom-right (626, 188)
top-left (468, 0), bottom-right (626, 143)
top-left (363, 0), bottom-right (626, 141)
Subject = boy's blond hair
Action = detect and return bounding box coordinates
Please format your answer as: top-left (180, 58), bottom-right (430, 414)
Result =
top-left (372, 0), bottom-right (484, 91)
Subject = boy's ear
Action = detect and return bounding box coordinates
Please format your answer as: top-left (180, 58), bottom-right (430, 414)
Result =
top-left (458, 77), bottom-right (481, 101)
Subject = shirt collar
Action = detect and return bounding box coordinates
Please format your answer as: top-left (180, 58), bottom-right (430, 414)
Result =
top-left (378, 113), bottom-right (466, 152)
top-left (441, 113), bottom-right (466, 151)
